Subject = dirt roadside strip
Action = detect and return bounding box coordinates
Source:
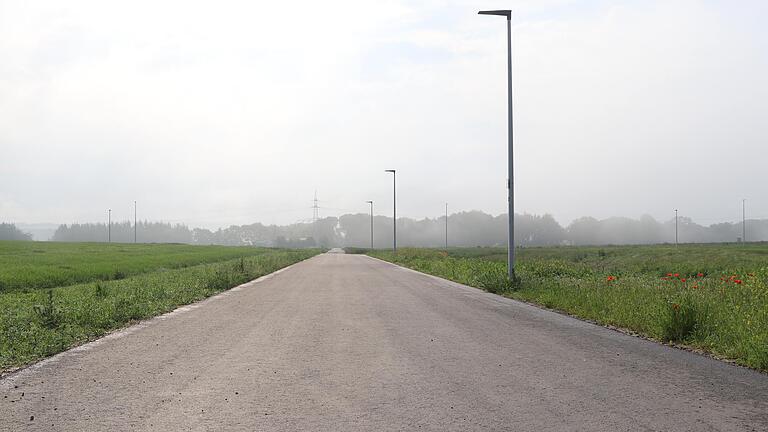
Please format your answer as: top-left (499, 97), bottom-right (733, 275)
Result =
top-left (2, 252), bottom-right (767, 431)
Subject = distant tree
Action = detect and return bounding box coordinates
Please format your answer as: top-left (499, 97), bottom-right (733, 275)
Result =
top-left (45, 212), bottom-right (768, 248)
top-left (52, 221), bottom-right (193, 243)
top-left (567, 217), bottom-right (601, 245)
top-left (0, 223), bottom-right (33, 241)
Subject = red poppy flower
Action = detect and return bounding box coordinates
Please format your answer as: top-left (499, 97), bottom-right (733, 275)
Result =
top-left (734, 279), bottom-right (743, 284)
top-left (697, 273), bottom-right (704, 277)
top-left (666, 273), bottom-right (673, 277)
top-left (681, 278), bottom-right (686, 282)
top-left (674, 273), bottom-right (680, 277)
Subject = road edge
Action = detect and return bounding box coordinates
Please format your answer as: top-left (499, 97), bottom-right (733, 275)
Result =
top-left (361, 253), bottom-right (766, 376)
top-left (0, 254), bottom-right (319, 383)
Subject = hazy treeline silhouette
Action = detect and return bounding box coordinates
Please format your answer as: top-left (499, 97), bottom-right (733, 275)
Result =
top-left (334, 212), bottom-right (766, 248)
top-left (42, 211), bottom-right (768, 247)
top-left (0, 223), bottom-right (33, 241)
top-left (51, 222), bottom-right (193, 243)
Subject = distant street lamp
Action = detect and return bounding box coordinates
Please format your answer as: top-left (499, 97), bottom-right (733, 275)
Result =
top-left (742, 199), bottom-right (746, 244)
top-left (445, 203), bottom-right (448, 250)
top-left (384, 169), bottom-right (397, 252)
top-left (108, 208), bottom-right (112, 243)
top-left (134, 200), bottom-right (137, 243)
top-left (479, 9), bottom-right (515, 279)
top-left (675, 209), bottom-right (678, 246)
top-left (366, 200), bottom-right (374, 249)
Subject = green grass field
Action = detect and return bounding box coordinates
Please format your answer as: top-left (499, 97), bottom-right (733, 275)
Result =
top-left (370, 244), bottom-right (768, 371)
top-left (0, 241), bottom-right (320, 372)
top-left (0, 241), bottom-right (287, 292)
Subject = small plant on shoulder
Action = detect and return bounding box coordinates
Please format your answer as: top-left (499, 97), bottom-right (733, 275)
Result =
top-left (473, 264), bottom-right (519, 294)
top-left (508, 272), bottom-right (523, 291)
top-left (33, 290), bottom-right (63, 329)
top-left (206, 268), bottom-right (231, 291)
top-left (94, 281), bottom-right (108, 298)
top-left (662, 297), bottom-right (699, 342)
top-left (205, 262), bottom-right (249, 291)
top-left (113, 268), bottom-right (127, 280)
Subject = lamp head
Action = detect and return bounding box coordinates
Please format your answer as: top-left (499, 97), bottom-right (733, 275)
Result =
top-left (478, 10), bottom-right (511, 19)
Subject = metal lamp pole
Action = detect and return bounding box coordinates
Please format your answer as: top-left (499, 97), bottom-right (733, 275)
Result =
top-left (445, 203), bottom-right (448, 250)
top-left (479, 9), bottom-right (514, 279)
top-left (385, 169), bottom-right (396, 252)
top-left (108, 209), bottom-right (112, 243)
top-left (742, 199), bottom-right (746, 244)
top-left (134, 200), bottom-right (137, 243)
top-left (675, 209), bottom-right (678, 246)
top-left (366, 200), bottom-right (374, 249)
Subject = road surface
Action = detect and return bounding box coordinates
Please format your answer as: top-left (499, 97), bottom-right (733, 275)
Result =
top-left (2, 252), bottom-right (767, 431)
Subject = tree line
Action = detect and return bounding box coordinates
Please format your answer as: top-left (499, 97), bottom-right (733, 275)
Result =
top-left (13, 211), bottom-right (763, 247)
top-left (51, 221), bottom-right (193, 243)
top-left (0, 223), bottom-right (33, 241)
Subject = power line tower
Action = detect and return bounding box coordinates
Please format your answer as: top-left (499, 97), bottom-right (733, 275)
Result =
top-left (312, 190), bottom-right (320, 224)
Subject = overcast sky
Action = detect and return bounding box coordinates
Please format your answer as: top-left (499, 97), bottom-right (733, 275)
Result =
top-left (1, 0), bottom-right (766, 229)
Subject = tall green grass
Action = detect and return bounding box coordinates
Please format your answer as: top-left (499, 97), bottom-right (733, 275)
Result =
top-left (370, 245), bottom-right (768, 371)
top-left (0, 249), bottom-right (318, 371)
top-left (0, 241), bottom-right (280, 292)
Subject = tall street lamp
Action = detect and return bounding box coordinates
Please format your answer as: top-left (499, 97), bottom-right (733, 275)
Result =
top-left (385, 169), bottom-right (396, 252)
top-left (479, 9), bottom-right (515, 279)
top-left (108, 208), bottom-right (112, 243)
top-left (445, 203), bottom-right (448, 250)
top-left (742, 199), bottom-right (746, 244)
top-left (366, 200), bottom-right (374, 249)
top-left (675, 209), bottom-right (678, 246)
top-left (134, 200), bottom-right (137, 243)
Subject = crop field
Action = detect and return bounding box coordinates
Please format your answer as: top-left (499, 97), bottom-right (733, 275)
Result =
top-left (0, 241), bottom-right (287, 292)
top-left (369, 244), bottom-right (768, 371)
top-left (0, 241), bottom-right (320, 372)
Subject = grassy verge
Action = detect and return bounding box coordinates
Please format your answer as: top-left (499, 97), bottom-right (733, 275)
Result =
top-left (369, 246), bottom-right (768, 371)
top-left (0, 241), bottom-right (282, 292)
top-left (0, 249), bottom-right (318, 372)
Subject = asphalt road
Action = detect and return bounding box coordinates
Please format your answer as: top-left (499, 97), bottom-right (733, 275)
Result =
top-left (2, 252), bottom-right (767, 431)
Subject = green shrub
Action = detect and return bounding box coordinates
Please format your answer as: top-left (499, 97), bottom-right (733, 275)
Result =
top-left (94, 281), bottom-right (108, 298)
top-left (470, 263), bottom-right (515, 293)
top-left (33, 290), bottom-right (63, 329)
top-left (662, 298), bottom-right (699, 342)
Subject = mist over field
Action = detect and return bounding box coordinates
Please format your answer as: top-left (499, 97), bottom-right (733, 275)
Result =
top-left (3, 211), bottom-right (764, 247)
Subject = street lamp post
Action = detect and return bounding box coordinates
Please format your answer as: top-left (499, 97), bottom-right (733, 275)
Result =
top-left (742, 199), bottom-right (746, 244)
top-left (134, 200), bottom-right (137, 243)
top-left (445, 203), bottom-right (448, 250)
top-left (675, 209), bottom-right (678, 246)
top-left (479, 9), bottom-right (515, 279)
top-left (366, 200), bottom-right (374, 249)
top-left (108, 209), bottom-right (112, 243)
top-left (385, 169), bottom-right (396, 252)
